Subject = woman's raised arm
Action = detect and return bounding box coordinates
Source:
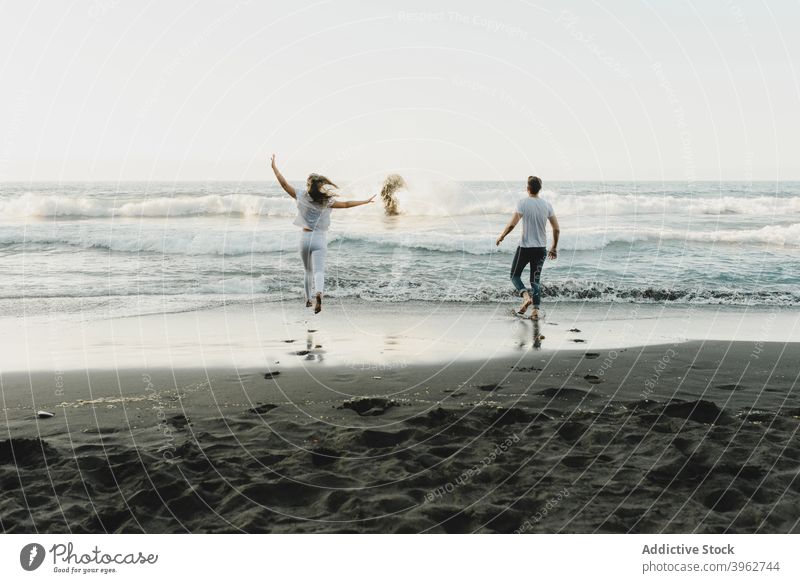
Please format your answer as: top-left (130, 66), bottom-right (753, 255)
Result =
top-left (270, 154), bottom-right (296, 199)
top-left (330, 195), bottom-right (376, 209)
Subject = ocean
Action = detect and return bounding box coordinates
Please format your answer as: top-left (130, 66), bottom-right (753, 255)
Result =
top-left (1, 180), bottom-right (799, 321)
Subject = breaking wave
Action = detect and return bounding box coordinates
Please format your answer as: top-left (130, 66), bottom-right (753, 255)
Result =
top-left (3, 187), bottom-right (800, 219)
top-left (3, 223), bottom-right (800, 256)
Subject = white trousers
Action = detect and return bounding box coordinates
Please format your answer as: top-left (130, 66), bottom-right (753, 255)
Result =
top-left (300, 230), bottom-right (327, 299)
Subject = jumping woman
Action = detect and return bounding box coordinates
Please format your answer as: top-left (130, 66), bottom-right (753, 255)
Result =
top-left (270, 154), bottom-right (375, 314)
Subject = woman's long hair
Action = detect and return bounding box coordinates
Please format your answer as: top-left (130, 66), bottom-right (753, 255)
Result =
top-left (307, 174), bottom-right (338, 205)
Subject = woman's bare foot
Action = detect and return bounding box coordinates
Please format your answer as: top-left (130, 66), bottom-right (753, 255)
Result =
top-left (314, 293), bottom-right (322, 314)
top-left (530, 308), bottom-right (540, 321)
top-left (517, 293), bottom-right (532, 315)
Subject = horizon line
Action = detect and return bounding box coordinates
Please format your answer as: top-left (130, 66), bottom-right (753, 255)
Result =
top-left (1, 178), bottom-right (798, 184)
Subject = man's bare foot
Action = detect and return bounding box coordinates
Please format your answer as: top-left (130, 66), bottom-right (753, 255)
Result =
top-left (530, 308), bottom-right (540, 321)
top-left (517, 294), bottom-right (532, 314)
top-left (314, 293), bottom-right (322, 314)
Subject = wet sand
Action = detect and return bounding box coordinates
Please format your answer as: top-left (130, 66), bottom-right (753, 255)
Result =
top-left (2, 336), bottom-right (799, 533)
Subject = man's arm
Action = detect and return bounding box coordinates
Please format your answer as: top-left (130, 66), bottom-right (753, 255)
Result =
top-left (330, 195), bottom-right (376, 209)
top-left (270, 154), bottom-right (296, 199)
top-left (496, 212), bottom-right (522, 246)
top-left (548, 215), bottom-right (560, 259)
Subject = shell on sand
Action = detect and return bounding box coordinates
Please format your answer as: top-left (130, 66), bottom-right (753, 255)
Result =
top-left (380, 174), bottom-right (406, 216)
top-left (37, 410), bottom-right (55, 418)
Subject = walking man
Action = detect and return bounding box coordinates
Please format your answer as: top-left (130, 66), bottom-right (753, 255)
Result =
top-left (496, 176), bottom-right (560, 320)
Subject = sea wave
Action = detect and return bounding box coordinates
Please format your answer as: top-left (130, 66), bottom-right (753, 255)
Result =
top-left (546, 192), bottom-right (800, 217)
top-left (3, 223), bottom-right (800, 256)
top-left (3, 279), bottom-right (797, 307)
top-left (3, 188), bottom-right (800, 219)
top-left (0, 192), bottom-right (296, 218)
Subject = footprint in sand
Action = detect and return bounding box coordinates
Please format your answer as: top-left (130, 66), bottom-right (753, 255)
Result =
top-left (584, 352), bottom-right (600, 359)
top-left (478, 383), bottom-right (504, 392)
top-left (568, 328), bottom-right (581, 332)
top-left (701, 488), bottom-right (748, 513)
top-left (168, 414), bottom-right (191, 429)
top-left (338, 397), bottom-right (396, 416)
top-left (572, 339), bottom-right (586, 343)
top-left (660, 400), bottom-right (733, 425)
top-left (294, 350), bottom-right (310, 356)
top-left (283, 339), bottom-right (295, 343)
top-left (263, 371), bottom-right (281, 380)
top-left (310, 447), bottom-right (339, 467)
top-left (583, 374), bottom-right (604, 384)
top-left (537, 387), bottom-right (590, 400)
top-left (361, 428), bottom-right (412, 448)
top-left (248, 403), bottom-right (278, 415)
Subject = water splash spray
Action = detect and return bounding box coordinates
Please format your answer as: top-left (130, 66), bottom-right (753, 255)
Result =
top-left (380, 174), bottom-right (407, 216)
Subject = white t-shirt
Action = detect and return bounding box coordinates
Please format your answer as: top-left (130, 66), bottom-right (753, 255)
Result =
top-left (293, 190), bottom-right (335, 231)
top-left (516, 196), bottom-right (554, 248)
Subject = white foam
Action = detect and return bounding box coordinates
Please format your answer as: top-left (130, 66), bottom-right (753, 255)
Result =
top-left (0, 192), bottom-right (296, 218)
top-left (3, 221), bottom-right (800, 256)
top-left (3, 185), bottom-right (800, 219)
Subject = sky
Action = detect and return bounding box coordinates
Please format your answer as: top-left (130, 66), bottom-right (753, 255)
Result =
top-left (0, 0), bottom-right (798, 182)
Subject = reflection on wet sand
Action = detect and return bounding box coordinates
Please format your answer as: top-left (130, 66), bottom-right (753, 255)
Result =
top-left (512, 317), bottom-right (545, 350)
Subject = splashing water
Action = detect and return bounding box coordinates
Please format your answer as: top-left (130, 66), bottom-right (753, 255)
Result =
top-left (380, 174), bottom-right (407, 216)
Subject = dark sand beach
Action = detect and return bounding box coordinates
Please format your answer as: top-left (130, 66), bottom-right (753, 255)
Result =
top-left (2, 304), bottom-right (799, 533)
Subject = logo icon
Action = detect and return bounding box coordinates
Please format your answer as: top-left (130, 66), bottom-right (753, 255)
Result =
top-left (20, 543), bottom-right (46, 571)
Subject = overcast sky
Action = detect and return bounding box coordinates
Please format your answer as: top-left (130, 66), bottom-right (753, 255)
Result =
top-left (1, 0), bottom-right (798, 182)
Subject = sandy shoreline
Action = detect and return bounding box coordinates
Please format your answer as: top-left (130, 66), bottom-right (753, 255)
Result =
top-left (2, 338), bottom-right (799, 533)
top-left (3, 299), bottom-right (800, 372)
